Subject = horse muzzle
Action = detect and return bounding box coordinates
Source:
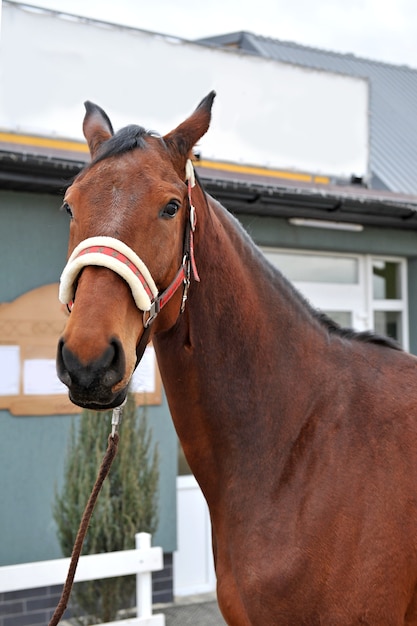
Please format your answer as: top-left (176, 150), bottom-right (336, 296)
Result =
top-left (56, 336), bottom-right (129, 410)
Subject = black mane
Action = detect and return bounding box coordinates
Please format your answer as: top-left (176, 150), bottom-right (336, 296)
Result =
top-left (92, 125), bottom-right (155, 165)
top-left (314, 310), bottom-right (402, 350)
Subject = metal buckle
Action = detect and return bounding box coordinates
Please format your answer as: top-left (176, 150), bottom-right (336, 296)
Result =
top-left (111, 398), bottom-right (126, 437)
top-left (143, 300), bottom-right (160, 328)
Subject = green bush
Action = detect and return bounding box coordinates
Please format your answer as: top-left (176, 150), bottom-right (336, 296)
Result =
top-left (53, 393), bottom-right (159, 624)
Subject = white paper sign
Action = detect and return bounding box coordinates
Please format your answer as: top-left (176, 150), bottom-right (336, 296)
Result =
top-left (0, 345), bottom-right (20, 395)
top-left (23, 359), bottom-right (68, 395)
top-left (130, 346), bottom-right (156, 394)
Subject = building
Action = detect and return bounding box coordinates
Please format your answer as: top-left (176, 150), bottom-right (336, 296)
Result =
top-left (1, 3), bottom-right (417, 623)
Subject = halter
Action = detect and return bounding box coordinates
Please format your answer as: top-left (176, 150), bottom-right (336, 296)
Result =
top-left (59, 159), bottom-right (200, 331)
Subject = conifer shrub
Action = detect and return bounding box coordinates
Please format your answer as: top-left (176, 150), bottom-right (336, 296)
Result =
top-left (53, 393), bottom-right (159, 624)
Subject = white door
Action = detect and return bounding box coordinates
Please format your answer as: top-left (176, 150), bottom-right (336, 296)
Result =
top-left (174, 475), bottom-right (216, 596)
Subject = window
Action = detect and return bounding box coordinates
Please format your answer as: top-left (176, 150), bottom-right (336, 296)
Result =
top-left (372, 260), bottom-right (402, 299)
top-left (263, 249), bottom-right (408, 348)
top-left (374, 311), bottom-right (403, 342)
top-left (370, 257), bottom-right (407, 346)
top-left (266, 251), bottom-right (358, 284)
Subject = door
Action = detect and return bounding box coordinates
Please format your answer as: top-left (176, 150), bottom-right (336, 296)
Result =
top-left (174, 475), bottom-right (216, 596)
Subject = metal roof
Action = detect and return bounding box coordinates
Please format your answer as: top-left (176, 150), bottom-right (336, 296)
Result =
top-left (198, 32), bottom-right (417, 196)
top-left (198, 163), bottom-right (417, 230)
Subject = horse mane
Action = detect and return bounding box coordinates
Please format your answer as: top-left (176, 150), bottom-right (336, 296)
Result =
top-left (313, 309), bottom-right (402, 350)
top-left (92, 125), bottom-right (154, 165)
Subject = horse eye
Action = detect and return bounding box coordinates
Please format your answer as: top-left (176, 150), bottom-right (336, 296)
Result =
top-left (161, 201), bottom-right (180, 219)
top-left (62, 202), bottom-right (73, 219)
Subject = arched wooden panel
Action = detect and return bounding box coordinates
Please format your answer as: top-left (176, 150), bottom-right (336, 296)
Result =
top-left (0, 284), bottom-right (161, 415)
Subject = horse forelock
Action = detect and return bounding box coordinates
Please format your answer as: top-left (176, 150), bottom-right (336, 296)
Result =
top-left (90, 124), bottom-right (160, 166)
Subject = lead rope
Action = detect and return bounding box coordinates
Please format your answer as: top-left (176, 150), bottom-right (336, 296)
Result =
top-left (48, 404), bottom-right (124, 626)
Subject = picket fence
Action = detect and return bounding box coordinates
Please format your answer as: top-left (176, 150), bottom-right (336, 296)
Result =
top-left (0, 532), bottom-right (165, 625)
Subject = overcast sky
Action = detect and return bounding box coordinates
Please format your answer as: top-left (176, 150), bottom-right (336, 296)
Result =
top-left (5, 0), bottom-right (417, 69)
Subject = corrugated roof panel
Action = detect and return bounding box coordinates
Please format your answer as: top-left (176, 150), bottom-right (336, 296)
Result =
top-left (202, 33), bottom-right (417, 195)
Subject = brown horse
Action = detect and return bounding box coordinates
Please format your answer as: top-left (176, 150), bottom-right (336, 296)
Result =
top-left (57, 92), bottom-right (417, 625)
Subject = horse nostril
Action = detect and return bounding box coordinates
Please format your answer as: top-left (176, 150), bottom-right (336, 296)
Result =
top-left (57, 337), bottom-right (125, 390)
top-left (57, 338), bottom-right (72, 386)
top-left (102, 339), bottom-right (125, 387)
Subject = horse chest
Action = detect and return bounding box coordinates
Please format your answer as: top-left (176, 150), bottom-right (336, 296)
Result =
top-left (216, 550), bottom-right (413, 625)
top-left (212, 458), bottom-right (417, 625)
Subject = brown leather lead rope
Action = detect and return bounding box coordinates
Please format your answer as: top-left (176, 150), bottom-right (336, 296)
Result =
top-left (48, 421), bottom-right (121, 626)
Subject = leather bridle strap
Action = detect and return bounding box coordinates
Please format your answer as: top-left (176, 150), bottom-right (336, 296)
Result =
top-left (134, 254), bottom-right (190, 366)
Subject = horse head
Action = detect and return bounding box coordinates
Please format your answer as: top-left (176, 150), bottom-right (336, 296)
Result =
top-left (57, 92), bottom-right (216, 409)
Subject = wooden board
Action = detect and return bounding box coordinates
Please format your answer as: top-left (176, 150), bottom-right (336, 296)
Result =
top-left (0, 284), bottom-right (161, 415)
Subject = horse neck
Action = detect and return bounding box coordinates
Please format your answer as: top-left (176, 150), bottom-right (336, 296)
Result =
top-left (181, 190), bottom-right (325, 372)
top-left (153, 189), bottom-right (326, 495)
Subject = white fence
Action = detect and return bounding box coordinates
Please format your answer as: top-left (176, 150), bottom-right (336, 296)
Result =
top-left (0, 532), bottom-right (165, 626)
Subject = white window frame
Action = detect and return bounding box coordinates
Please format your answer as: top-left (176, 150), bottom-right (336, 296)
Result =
top-left (366, 255), bottom-right (408, 350)
top-left (262, 248), bottom-right (409, 349)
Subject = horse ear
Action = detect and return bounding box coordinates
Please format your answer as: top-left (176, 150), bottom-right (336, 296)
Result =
top-left (164, 91), bottom-right (216, 163)
top-left (83, 101), bottom-right (114, 158)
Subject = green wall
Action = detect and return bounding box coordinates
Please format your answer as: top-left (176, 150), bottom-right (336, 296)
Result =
top-left (0, 191), bottom-right (177, 565)
top-left (240, 214), bottom-right (417, 257)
